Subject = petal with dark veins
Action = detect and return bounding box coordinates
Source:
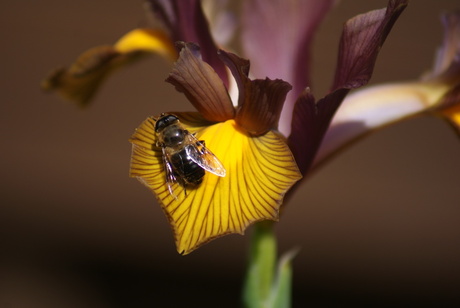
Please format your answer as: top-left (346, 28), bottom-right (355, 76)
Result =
top-left (129, 113), bottom-right (302, 254)
top-left (166, 42), bottom-right (235, 122)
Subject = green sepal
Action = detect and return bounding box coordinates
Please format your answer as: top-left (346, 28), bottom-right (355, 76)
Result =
top-left (267, 248), bottom-right (299, 308)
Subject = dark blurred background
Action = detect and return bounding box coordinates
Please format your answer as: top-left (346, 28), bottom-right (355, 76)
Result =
top-left (1, 0), bottom-right (459, 307)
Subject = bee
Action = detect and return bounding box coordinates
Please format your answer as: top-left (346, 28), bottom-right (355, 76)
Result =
top-left (154, 113), bottom-right (226, 197)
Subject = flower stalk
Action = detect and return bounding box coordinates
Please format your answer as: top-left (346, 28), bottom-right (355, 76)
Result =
top-left (243, 221), bottom-right (297, 308)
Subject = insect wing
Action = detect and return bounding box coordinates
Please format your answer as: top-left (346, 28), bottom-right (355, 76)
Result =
top-left (185, 135), bottom-right (226, 177)
top-left (161, 147), bottom-right (179, 199)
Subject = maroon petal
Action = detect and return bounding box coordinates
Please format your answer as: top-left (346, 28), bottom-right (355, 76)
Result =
top-left (331, 0), bottom-right (409, 90)
top-left (166, 42), bottom-right (235, 122)
top-left (289, 0), bottom-right (408, 175)
top-left (288, 88), bottom-right (350, 175)
top-left (146, 0), bottom-right (228, 86)
top-left (219, 50), bottom-right (292, 136)
top-left (217, 50), bottom-right (250, 108)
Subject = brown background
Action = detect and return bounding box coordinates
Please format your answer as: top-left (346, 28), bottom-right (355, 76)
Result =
top-left (1, 0), bottom-right (459, 307)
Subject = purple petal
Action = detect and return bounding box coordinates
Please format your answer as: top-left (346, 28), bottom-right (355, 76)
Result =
top-left (219, 50), bottom-right (292, 135)
top-left (146, 0), bottom-right (228, 86)
top-left (428, 11), bottom-right (460, 80)
top-left (166, 42), bottom-right (235, 122)
top-left (241, 0), bottom-right (337, 133)
top-left (288, 0), bottom-right (408, 175)
top-left (331, 0), bottom-right (409, 90)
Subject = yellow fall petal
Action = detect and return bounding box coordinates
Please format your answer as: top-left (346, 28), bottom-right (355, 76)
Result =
top-left (114, 29), bottom-right (177, 61)
top-left (129, 116), bottom-right (302, 255)
top-left (42, 28), bottom-right (176, 106)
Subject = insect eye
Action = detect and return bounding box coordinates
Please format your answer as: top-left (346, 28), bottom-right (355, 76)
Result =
top-left (165, 115), bottom-right (178, 124)
top-left (155, 120), bottom-right (164, 132)
top-left (155, 114), bottom-right (179, 132)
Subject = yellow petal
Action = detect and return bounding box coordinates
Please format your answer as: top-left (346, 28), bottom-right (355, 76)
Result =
top-left (42, 28), bottom-right (176, 106)
top-left (114, 29), bottom-right (177, 61)
top-left (129, 116), bottom-right (302, 254)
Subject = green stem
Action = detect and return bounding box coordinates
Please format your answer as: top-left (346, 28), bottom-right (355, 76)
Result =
top-left (242, 221), bottom-right (277, 308)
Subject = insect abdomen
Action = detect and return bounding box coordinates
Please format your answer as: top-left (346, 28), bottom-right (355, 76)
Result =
top-left (170, 148), bottom-right (205, 186)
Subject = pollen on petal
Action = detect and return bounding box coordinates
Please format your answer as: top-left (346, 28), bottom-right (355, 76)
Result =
top-left (129, 115), bottom-right (302, 254)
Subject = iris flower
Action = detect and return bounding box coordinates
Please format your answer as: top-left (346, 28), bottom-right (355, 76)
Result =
top-left (129, 42), bottom-right (302, 254)
top-left (42, 0), bottom-right (460, 257)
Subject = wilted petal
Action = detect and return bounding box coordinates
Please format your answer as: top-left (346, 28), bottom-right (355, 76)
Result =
top-left (166, 42), bottom-right (235, 122)
top-left (218, 50), bottom-right (292, 135)
top-left (147, 0), bottom-right (228, 85)
top-left (42, 29), bottom-right (176, 106)
top-left (288, 0), bottom-right (408, 174)
top-left (129, 114), bottom-right (302, 254)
